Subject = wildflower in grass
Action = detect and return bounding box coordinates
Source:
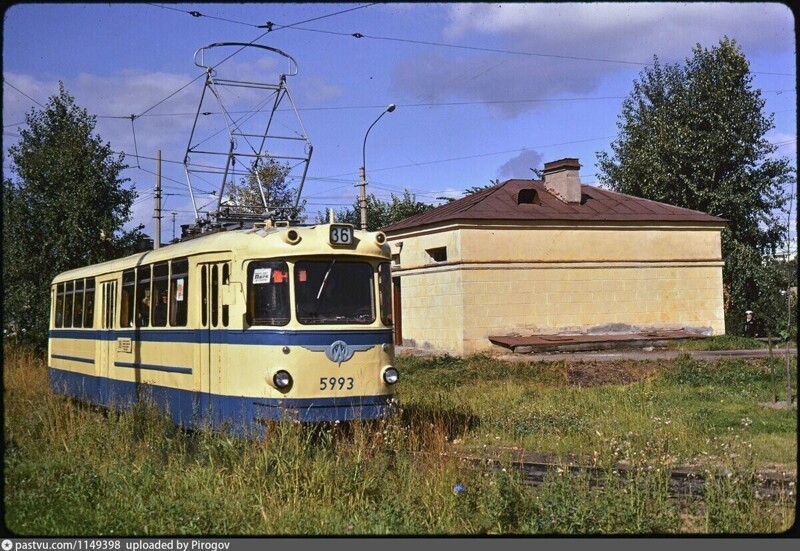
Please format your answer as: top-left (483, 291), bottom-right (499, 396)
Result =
top-left (453, 482), bottom-right (465, 494)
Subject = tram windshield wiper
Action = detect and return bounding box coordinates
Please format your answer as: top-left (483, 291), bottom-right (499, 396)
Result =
top-left (316, 259), bottom-right (336, 300)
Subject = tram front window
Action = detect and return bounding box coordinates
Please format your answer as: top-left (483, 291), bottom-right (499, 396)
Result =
top-left (295, 261), bottom-right (375, 324)
top-left (246, 260), bottom-right (290, 326)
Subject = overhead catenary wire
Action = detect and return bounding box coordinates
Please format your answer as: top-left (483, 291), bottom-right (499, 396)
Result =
top-left (134, 3), bottom-right (378, 122)
top-left (284, 25), bottom-right (797, 77)
top-left (142, 4), bottom-right (796, 76)
top-left (5, 6), bottom-right (795, 234)
top-left (4, 80), bottom-right (46, 107)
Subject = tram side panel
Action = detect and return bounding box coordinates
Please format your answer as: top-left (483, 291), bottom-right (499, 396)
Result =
top-left (49, 278), bottom-right (102, 406)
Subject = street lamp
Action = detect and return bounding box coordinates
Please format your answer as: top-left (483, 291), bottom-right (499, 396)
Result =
top-left (359, 103), bottom-right (396, 230)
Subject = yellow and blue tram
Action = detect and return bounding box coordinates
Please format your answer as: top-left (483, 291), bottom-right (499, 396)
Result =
top-left (48, 222), bottom-right (399, 435)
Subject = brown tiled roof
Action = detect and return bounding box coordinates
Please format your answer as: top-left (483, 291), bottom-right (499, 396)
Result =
top-left (381, 179), bottom-right (726, 233)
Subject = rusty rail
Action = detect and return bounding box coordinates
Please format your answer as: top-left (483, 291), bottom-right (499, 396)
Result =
top-left (444, 446), bottom-right (796, 503)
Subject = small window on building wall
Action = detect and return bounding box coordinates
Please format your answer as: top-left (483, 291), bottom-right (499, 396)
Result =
top-left (426, 247), bottom-right (447, 263)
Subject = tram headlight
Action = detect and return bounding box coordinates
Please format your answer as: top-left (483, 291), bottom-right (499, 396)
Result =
top-left (273, 370), bottom-right (293, 389)
top-left (382, 366), bottom-right (399, 385)
top-left (282, 229), bottom-right (301, 245)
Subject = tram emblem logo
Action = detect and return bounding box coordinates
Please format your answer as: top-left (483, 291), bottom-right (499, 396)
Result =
top-left (302, 340), bottom-right (374, 366)
top-left (328, 341), bottom-right (351, 364)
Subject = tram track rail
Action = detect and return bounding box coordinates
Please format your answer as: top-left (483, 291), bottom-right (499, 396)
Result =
top-left (442, 445), bottom-right (796, 503)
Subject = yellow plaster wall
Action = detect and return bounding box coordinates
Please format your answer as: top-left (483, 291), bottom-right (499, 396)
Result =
top-left (459, 263), bottom-right (724, 353)
top-left (389, 223), bottom-right (725, 355)
top-left (398, 267), bottom-right (465, 354)
top-left (393, 223), bottom-right (723, 267)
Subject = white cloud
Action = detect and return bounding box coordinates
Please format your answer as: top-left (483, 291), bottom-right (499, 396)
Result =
top-left (497, 149), bottom-right (544, 179)
top-left (298, 76), bottom-right (345, 105)
top-left (444, 3), bottom-right (793, 56)
top-left (391, 3), bottom-right (794, 119)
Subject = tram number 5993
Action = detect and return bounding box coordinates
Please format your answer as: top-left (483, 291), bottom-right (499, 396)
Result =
top-left (320, 377), bottom-right (354, 391)
top-left (329, 224), bottom-right (353, 245)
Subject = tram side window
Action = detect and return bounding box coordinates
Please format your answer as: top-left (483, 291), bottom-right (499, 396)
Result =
top-left (72, 280), bottom-right (84, 327)
top-left (246, 260), bottom-right (290, 326)
top-left (152, 263), bottom-right (169, 327)
top-left (201, 265), bottom-right (208, 327)
top-left (84, 279), bottom-right (95, 328)
top-left (222, 263), bottom-right (230, 327)
top-left (121, 270), bottom-right (135, 327)
top-left (55, 283), bottom-right (65, 327)
top-left (211, 264), bottom-right (220, 328)
top-left (379, 263), bottom-right (393, 326)
top-left (169, 258), bottom-right (188, 327)
top-left (105, 282), bottom-right (117, 329)
top-left (63, 281), bottom-right (74, 328)
top-left (136, 265), bottom-right (151, 327)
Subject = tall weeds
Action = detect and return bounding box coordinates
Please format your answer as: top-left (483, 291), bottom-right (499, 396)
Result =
top-left (4, 343), bottom-right (795, 535)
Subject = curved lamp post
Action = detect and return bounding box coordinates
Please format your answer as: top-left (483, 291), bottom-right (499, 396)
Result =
top-left (359, 103), bottom-right (396, 230)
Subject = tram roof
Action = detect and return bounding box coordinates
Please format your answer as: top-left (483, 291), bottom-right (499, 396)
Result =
top-left (52, 223), bottom-right (389, 284)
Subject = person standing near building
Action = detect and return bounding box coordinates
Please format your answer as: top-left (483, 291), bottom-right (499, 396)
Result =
top-left (743, 310), bottom-right (758, 337)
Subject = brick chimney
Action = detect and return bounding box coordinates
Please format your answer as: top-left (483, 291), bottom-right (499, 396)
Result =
top-left (543, 158), bottom-right (582, 204)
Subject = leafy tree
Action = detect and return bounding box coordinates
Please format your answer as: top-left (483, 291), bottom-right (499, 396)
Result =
top-left (595, 37), bottom-right (795, 334)
top-left (437, 182), bottom-right (498, 204)
top-left (3, 83), bottom-right (142, 348)
top-left (326, 190), bottom-right (433, 231)
top-left (220, 157), bottom-right (306, 222)
top-left (386, 190), bottom-right (434, 226)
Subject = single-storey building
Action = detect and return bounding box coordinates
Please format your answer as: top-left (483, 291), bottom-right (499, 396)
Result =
top-left (381, 158), bottom-right (726, 355)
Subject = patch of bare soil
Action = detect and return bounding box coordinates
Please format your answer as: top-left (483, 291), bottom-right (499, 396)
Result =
top-left (564, 360), bottom-right (666, 387)
top-left (759, 399), bottom-right (797, 410)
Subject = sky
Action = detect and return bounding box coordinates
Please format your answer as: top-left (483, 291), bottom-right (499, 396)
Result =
top-left (2, 2), bottom-right (797, 247)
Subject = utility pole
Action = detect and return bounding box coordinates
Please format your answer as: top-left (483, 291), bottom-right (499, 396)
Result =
top-left (171, 211), bottom-right (177, 242)
top-left (785, 191), bottom-right (795, 406)
top-left (154, 149), bottom-right (162, 249)
top-left (359, 165), bottom-right (368, 231)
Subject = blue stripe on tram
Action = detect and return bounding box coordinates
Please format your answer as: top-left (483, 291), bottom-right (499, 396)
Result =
top-left (48, 367), bottom-right (395, 436)
top-left (114, 361), bottom-right (193, 375)
top-left (51, 353), bottom-right (95, 365)
top-left (49, 328), bottom-right (393, 346)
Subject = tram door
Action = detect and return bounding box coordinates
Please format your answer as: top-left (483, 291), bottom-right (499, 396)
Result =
top-left (199, 262), bottom-right (230, 426)
top-left (98, 280), bottom-right (117, 406)
top-left (392, 277), bottom-right (403, 345)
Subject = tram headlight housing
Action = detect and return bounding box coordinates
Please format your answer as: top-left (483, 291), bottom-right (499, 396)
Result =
top-left (282, 229), bottom-right (301, 245)
top-left (382, 366), bottom-right (399, 385)
top-left (272, 369), bottom-right (293, 389)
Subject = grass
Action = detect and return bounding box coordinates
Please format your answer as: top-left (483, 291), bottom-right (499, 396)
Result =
top-left (398, 352), bottom-right (797, 467)
top-left (669, 334), bottom-right (797, 351)
top-left (3, 342), bottom-right (796, 535)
